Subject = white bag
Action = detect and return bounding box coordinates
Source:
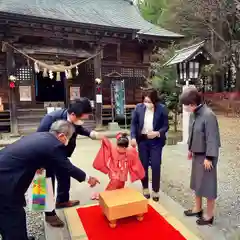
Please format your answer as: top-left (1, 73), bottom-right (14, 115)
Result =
top-left (27, 172), bottom-right (56, 212)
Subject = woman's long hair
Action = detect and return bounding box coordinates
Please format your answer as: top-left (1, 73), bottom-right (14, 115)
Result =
top-left (142, 89), bottom-right (160, 109)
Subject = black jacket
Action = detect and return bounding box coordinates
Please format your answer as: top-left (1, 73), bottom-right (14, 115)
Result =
top-left (37, 109), bottom-right (91, 157)
top-left (130, 103), bottom-right (169, 143)
top-left (0, 132), bottom-right (86, 208)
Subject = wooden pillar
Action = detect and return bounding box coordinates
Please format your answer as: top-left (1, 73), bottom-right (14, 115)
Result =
top-left (117, 43), bottom-right (121, 62)
top-left (6, 45), bottom-right (19, 135)
top-left (64, 75), bottom-right (70, 108)
top-left (94, 45), bottom-right (102, 128)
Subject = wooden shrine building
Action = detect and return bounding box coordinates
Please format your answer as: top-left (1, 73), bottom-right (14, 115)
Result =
top-left (0, 0), bottom-right (182, 134)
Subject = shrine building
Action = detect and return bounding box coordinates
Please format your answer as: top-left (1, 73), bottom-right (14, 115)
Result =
top-left (0, 0), bottom-right (182, 134)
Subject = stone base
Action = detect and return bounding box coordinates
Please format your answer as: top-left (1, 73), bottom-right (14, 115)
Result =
top-left (108, 122), bottom-right (120, 131)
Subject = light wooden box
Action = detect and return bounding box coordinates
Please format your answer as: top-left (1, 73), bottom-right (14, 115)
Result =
top-left (99, 188), bottom-right (148, 225)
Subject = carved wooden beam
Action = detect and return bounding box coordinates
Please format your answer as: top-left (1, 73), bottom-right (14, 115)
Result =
top-left (100, 37), bottom-right (121, 44)
top-left (14, 44), bottom-right (94, 58)
top-left (1, 20), bottom-right (133, 49)
top-left (10, 26), bottom-right (100, 41)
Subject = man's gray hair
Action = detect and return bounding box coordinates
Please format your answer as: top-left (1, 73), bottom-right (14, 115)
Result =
top-left (50, 120), bottom-right (74, 139)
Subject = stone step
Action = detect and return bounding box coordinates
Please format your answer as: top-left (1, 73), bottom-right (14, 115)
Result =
top-left (18, 121), bottom-right (96, 135)
top-left (17, 109), bottom-right (46, 117)
top-left (17, 115), bottom-right (45, 120)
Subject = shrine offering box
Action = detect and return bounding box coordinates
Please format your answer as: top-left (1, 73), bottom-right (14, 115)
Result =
top-left (99, 188), bottom-right (148, 222)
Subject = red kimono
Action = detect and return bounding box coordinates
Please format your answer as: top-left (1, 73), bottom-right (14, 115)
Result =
top-left (93, 138), bottom-right (145, 190)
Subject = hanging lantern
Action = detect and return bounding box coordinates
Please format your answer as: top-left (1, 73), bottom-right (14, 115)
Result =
top-left (68, 69), bottom-right (72, 79)
top-left (76, 66), bottom-right (79, 76)
top-left (95, 78), bottom-right (102, 84)
top-left (56, 72), bottom-right (61, 81)
top-left (9, 75), bottom-right (17, 82)
top-left (9, 75), bottom-right (16, 89)
top-left (49, 70), bottom-right (54, 79)
top-left (9, 81), bottom-right (15, 89)
top-left (65, 69), bottom-right (69, 79)
top-left (34, 62), bottom-right (40, 73)
top-left (96, 85), bottom-right (101, 94)
top-left (43, 68), bottom-right (48, 78)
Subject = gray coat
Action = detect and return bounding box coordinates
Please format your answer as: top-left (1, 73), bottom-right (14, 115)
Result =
top-left (188, 104), bottom-right (221, 158)
top-left (188, 104), bottom-right (221, 199)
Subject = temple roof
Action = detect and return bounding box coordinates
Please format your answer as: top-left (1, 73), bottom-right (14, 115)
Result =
top-left (165, 41), bottom-right (206, 66)
top-left (0, 0), bottom-right (183, 39)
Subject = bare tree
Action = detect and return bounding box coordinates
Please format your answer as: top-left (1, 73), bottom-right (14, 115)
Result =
top-left (165, 0), bottom-right (240, 90)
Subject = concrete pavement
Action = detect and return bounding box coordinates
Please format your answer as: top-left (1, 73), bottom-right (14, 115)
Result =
top-left (44, 139), bottom-right (225, 240)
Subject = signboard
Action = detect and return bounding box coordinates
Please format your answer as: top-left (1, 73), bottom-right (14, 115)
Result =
top-left (70, 86), bottom-right (80, 100)
top-left (19, 86), bottom-right (32, 101)
top-left (111, 80), bottom-right (125, 118)
top-left (96, 94), bottom-right (102, 103)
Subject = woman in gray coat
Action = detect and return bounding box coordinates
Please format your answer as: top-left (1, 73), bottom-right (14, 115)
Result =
top-left (179, 88), bottom-right (220, 226)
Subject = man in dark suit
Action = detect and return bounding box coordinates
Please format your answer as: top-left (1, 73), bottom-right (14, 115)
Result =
top-left (37, 98), bottom-right (103, 227)
top-left (0, 120), bottom-right (99, 240)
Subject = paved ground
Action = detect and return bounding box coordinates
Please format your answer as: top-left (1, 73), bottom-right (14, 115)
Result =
top-left (67, 119), bottom-right (240, 240)
top-left (2, 115), bottom-right (240, 239)
top-left (62, 139), bottom-right (222, 240)
top-left (160, 115), bottom-right (240, 240)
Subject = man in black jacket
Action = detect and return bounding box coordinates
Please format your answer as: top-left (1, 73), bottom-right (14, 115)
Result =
top-left (37, 97), bottom-right (103, 227)
top-left (0, 120), bottom-right (99, 240)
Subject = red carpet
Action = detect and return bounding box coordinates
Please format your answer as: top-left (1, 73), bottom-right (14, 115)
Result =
top-left (77, 205), bottom-right (187, 240)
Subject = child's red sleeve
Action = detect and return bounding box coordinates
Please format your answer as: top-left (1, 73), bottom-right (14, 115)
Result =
top-left (128, 148), bottom-right (145, 182)
top-left (93, 138), bottom-right (111, 174)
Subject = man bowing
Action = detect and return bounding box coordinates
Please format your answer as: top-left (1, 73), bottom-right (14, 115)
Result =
top-left (37, 98), bottom-right (103, 227)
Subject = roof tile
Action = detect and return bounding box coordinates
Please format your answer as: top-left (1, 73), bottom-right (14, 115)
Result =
top-left (0, 0), bottom-right (183, 38)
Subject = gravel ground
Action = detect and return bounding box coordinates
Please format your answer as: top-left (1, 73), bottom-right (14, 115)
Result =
top-left (25, 209), bottom-right (45, 240)
top-left (0, 209), bottom-right (45, 240)
top-left (0, 210), bottom-right (44, 240)
top-left (160, 115), bottom-right (240, 240)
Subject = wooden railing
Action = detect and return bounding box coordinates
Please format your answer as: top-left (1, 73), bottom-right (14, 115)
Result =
top-left (0, 110), bottom-right (10, 133)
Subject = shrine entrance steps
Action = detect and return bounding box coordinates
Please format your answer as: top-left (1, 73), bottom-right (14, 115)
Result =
top-left (17, 108), bottom-right (46, 135)
top-left (16, 108), bottom-right (96, 135)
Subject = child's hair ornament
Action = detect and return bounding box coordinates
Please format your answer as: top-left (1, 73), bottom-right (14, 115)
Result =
top-left (116, 133), bottom-right (122, 140)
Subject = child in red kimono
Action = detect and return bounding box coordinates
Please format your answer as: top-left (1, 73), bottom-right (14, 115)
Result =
top-left (91, 133), bottom-right (145, 200)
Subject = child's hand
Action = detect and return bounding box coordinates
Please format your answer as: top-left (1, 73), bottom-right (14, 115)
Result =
top-left (88, 176), bottom-right (100, 187)
top-left (131, 139), bottom-right (137, 147)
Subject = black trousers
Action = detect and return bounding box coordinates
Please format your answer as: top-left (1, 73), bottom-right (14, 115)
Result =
top-left (0, 207), bottom-right (28, 240)
top-left (138, 139), bottom-right (163, 192)
top-left (45, 168), bottom-right (71, 217)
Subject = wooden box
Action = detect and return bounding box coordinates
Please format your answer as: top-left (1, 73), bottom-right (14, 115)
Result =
top-left (99, 188), bottom-right (148, 222)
